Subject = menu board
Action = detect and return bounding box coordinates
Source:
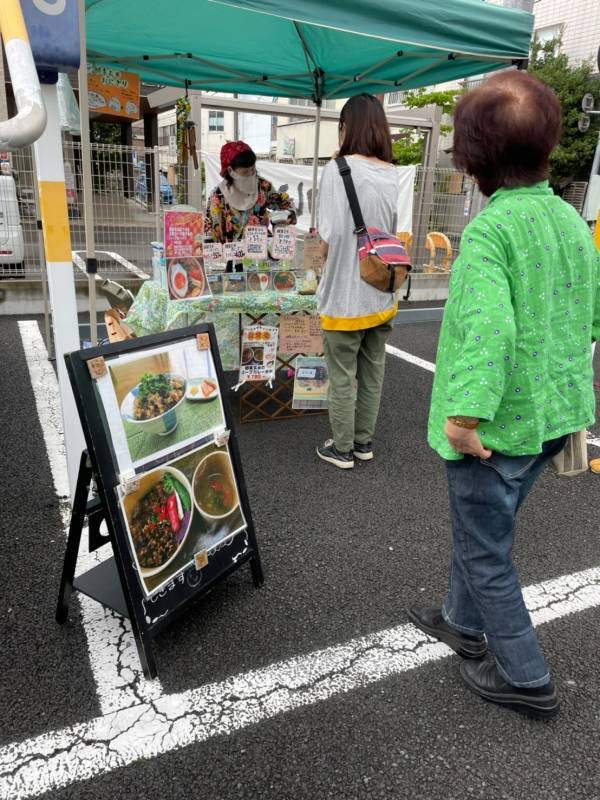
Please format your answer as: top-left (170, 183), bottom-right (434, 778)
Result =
top-left (63, 324), bottom-right (263, 679)
top-left (164, 211), bottom-right (204, 258)
top-left (224, 241), bottom-right (247, 261)
top-left (278, 315), bottom-right (323, 355)
top-left (271, 225), bottom-right (297, 260)
top-left (245, 226), bottom-right (268, 260)
top-left (303, 232), bottom-right (325, 272)
top-left (239, 325), bottom-right (278, 383)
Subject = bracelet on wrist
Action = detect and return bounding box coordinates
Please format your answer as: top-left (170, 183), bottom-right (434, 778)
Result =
top-left (447, 415), bottom-right (480, 430)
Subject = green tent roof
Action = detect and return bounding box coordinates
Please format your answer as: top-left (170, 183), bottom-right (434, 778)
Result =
top-left (86, 0), bottom-right (533, 100)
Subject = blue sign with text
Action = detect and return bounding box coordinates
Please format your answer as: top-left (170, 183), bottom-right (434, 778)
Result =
top-left (21, 0), bottom-right (80, 73)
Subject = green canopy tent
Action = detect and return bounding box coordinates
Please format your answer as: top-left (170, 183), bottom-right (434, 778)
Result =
top-left (85, 0), bottom-right (533, 223)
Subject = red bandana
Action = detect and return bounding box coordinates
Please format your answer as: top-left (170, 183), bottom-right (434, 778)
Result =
top-left (220, 140), bottom-right (252, 176)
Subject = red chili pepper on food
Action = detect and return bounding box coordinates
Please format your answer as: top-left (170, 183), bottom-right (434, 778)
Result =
top-left (166, 494), bottom-right (180, 534)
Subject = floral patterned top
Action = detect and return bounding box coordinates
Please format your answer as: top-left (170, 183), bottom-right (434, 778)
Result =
top-left (428, 182), bottom-right (600, 460)
top-left (205, 177), bottom-right (295, 243)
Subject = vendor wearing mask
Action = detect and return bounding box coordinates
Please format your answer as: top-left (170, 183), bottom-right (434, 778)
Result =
top-left (205, 140), bottom-right (296, 272)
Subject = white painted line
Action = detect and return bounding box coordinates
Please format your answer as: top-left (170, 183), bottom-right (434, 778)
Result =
top-left (587, 433), bottom-right (600, 449)
top-left (1, 564), bottom-right (599, 800)
top-left (385, 343), bottom-right (435, 373)
top-left (18, 321), bottom-right (164, 715)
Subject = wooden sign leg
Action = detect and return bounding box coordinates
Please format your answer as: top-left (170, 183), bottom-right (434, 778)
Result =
top-left (56, 451), bottom-right (94, 624)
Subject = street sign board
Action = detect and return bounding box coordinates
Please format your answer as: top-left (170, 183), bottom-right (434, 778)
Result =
top-left (582, 93), bottom-right (595, 113)
top-left (578, 113), bottom-right (591, 133)
top-left (21, 0), bottom-right (80, 72)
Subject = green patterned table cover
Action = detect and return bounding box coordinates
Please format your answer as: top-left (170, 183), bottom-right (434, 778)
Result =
top-left (125, 281), bottom-right (318, 371)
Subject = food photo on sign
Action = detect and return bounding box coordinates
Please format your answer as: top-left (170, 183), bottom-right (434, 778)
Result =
top-left (166, 257), bottom-right (211, 301)
top-left (119, 440), bottom-right (247, 597)
top-left (94, 338), bottom-right (225, 473)
top-left (239, 325), bottom-right (278, 384)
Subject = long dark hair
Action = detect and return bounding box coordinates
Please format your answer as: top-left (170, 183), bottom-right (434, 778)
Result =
top-left (452, 71), bottom-right (561, 196)
top-left (338, 93), bottom-right (392, 163)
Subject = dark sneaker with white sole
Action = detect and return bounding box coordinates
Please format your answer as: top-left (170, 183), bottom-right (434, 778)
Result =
top-left (407, 607), bottom-right (487, 659)
top-left (353, 441), bottom-right (373, 461)
top-left (316, 439), bottom-right (354, 469)
top-left (460, 660), bottom-right (560, 719)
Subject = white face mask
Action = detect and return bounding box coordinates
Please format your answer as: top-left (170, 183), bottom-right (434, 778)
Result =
top-left (231, 170), bottom-right (257, 195)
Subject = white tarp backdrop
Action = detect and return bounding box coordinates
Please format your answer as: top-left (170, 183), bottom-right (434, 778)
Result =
top-left (203, 154), bottom-right (416, 234)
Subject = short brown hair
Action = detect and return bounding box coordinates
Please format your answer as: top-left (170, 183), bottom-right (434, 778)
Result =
top-left (338, 94), bottom-right (392, 163)
top-left (452, 71), bottom-right (561, 196)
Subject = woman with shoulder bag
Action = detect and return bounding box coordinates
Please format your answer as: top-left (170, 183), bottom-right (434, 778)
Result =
top-left (316, 93), bottom-right (408, 469)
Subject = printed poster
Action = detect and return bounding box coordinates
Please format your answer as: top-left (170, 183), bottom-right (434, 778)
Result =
top-left (278, 315), bottom-right (323, 355)
top-left (245, 226), bottom-right (268, 260)
top-left (164, 211), bottom-right (204, 258)
top-left (118, 441), bottom-right (247, 598)
top-left (239, 325), bottom-right (278, 383)
top-left (292, 357), bottom-right (329, 410)
top-left (166, 257), bottom-right (212, 301)
top-left (87, 65), bottom-right (140, 120)
top-left (271, 225), bottom-right (297, 260)
top-left (94, 337), bottom-right (226, 474)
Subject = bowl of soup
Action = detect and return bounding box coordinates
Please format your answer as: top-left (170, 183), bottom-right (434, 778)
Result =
top-left (192, 450), bottom-right (239, 522)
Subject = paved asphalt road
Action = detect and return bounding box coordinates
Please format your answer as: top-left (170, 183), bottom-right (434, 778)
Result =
top-left (1, 314), bottom-right (599, 800)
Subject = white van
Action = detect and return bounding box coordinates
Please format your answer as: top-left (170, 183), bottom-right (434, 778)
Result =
top-left (0, 175), bottom-right (25, 270)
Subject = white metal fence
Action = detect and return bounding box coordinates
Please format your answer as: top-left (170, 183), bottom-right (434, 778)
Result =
top-left (0, 138), bottom-right (484, 281)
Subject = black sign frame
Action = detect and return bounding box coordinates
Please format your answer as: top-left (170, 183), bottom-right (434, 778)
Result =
top-left (56, 323), bottom-right (263, 679)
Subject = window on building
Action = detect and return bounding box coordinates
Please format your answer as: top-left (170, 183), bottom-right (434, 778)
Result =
top-left (209, 111), bottom-right (225, 131)
top-left (534, 24), bottom-right (562, 54)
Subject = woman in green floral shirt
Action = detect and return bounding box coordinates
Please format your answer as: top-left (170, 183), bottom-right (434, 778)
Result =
top-left (205, 140), bottom-right (296, 272)
top-left (408, 71), bottom-right (599, 719)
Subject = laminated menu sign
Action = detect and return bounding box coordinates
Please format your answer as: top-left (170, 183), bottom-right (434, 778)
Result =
top-left (278, 314), bottom-right (323, 355)
top-left (164, 211), bottom-right (204, 258)
top-left (303, 232), bottom-right (325, 272)
top-left (224, 241), bottom-right (247, 261)
top-left (292, 356), bottom-right (329, 410)
top-left (203, 242), bottom-right (225, 264)
top-left (239, 325), bottom-right (278, 383)
top-left (271, 225), bottom-right (297, 260)
top-left (245, 226), bottom-right (268, 260)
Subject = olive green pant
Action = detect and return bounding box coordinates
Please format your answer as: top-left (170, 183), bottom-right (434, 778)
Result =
top-left (322, 322), bottom-right (392, 453)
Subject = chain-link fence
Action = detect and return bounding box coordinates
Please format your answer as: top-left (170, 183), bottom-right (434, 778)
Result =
top-left (0, 138), bottom-right (483, 283)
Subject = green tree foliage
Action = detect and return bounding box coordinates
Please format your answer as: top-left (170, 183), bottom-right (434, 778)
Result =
top-left (528, 39), bottom-right (600, 188)
top-left (390, 87), bottom-right (461, 165)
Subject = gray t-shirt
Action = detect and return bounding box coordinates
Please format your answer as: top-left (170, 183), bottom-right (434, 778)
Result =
top-left (316, 156), bottom-right (400, 327)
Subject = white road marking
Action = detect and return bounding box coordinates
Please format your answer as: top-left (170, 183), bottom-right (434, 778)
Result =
top-left (1, 565), bottom-right (600, 800)
top-left (18, 321), bottom-right (163, 714)
top-left (586, 433), bottom-right (600, 449)
top-left (10, 321), bottom-right (600, 800)
top-left (385, 343), bottom-right (435, 372)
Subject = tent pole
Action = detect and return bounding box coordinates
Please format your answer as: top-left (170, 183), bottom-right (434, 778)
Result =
top-left (310, 100), bottom-right (321, 230)
top-left (78, 0), bottom-right (97, 345)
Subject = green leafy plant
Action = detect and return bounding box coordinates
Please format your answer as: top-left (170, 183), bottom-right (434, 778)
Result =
top-left (528, 39), bottom-right (600, 189)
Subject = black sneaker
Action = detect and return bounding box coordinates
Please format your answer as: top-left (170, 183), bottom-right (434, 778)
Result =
top-left (407, 607), bottom-right (487, 659)
top-left (353, 441), bottom-right (373, 461)
top-left (460, 660), bottom-right (560, 719)
top-left (316, 439), bottom-right (354, 469)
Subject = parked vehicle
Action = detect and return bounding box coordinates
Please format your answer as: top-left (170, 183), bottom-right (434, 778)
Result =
top-left (136, 170), bottom-right (173, 206)
top-left (0, 176), bottom-right (25, 271)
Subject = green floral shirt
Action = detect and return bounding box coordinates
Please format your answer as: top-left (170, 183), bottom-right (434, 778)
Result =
top-left (428, 182), bottom-right (600, 460)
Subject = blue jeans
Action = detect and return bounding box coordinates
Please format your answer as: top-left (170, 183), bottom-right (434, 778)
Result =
top-left (441, 435), bottom-right (568, 688)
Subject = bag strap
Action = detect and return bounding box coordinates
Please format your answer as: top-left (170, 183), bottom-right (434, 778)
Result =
top-left (335, 157), bottom-right (367, 236)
